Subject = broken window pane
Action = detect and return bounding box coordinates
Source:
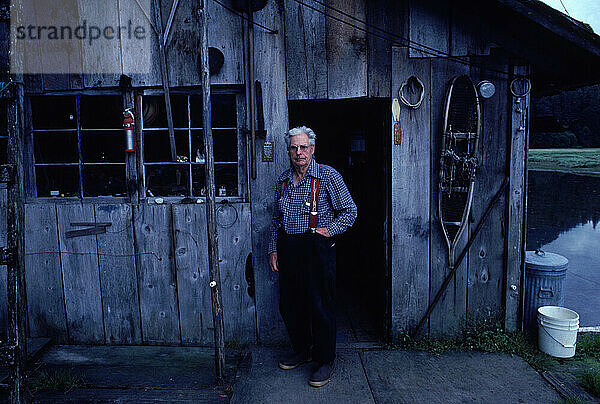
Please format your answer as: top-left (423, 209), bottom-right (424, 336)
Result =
top-left (142, 95), bottom-right (188, 129)
top-left (34, 131), bottom-right (78, 163)
top-left (82, 164), bottom-right (126, 197)
top-left (35, 165), bottom-right (79, 197)
top-left (145, 164), bottom-right (190, 197)
top-left (81, 130), bottom-right (125, 163)
top-left (143, 130), bottom-right (189, 163)
top-left (31, 96), bottom-right (76, 129)
top-left (80, 95), bottom-right (122, 129)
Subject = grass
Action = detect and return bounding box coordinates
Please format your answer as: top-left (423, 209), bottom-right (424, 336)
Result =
top-left (579, 369), bottom-right (600, 397)
top-left (393, 318), bottom-right (557, 371)
top-left (28, 369), bottom-right (83, 393)
top-left (394, 322), bottom-right (600, 400)
top-left (576, 333), bottom-right (600, 360)
top-left (556, 398), bottom-right (591, 404)
top-left (528, 148), bottom-right (600, 176)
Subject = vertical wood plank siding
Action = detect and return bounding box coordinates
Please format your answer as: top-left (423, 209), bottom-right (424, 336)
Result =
top-left (390, 47), bottom-right (431, 337)
top-left (37, 0), bottom-right (84, 90)
top-left (428, 59), bottom-right (470, 337)
top-left (173, 203), bottom-right (255, 345)
top-left (217, 203), bottom-right (256, 343)
top-left (450, 6), bottom-right (489, 57)
top-left (11, 0), bottom-right (531, 342)
top-left (367, 0), bottom-right (407, 98)
top-left (172, 204), bottom-right (212, 345)
top-left (57, 204), bottom-right (105, 343)
top-left (79, 0), bottom-right (122, 88)
top-left (24, 204), bottom-right (67, 342)
top-left (250, 0), bottom-right (290, 343)
top-left (133, 204), bottom-right (181, 345)
top-left (326, 0), bottom-right (367, 99)
top-left (19, 202), bottom-right (255, 345)
top-left (162, 0), bottom-right (244, 87)
top-left (22, 0), bottom-right (245, 89)
top-left (467, 56), bottom-right (508, 323)
top-left (95, 204), bottom-right (142, 344)
top-left (408, 0), bottom-right (449, 58)
top-left (164, 0), bottom-right (203, 87)
top-left (284, 0), bottom-right (327, 100)
top-left (19, 0), bottom-right (44, 93)
top-left (119, 0), bottom-right (162, 87)
top-left (284, 2), bottom-right (309, 100)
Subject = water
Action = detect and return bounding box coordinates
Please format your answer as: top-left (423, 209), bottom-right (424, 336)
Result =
top-left (527, 171), bottom-right (600, 327)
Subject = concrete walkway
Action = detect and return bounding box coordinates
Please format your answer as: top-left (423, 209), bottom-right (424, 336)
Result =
top-left (231, 346), bottom-right (562, 403)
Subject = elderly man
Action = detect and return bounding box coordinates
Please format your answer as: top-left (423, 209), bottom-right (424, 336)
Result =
top-left (268, 126), bottom-right (357, 387)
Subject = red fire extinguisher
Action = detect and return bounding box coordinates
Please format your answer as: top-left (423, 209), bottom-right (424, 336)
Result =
top-left (123, 108), bottom-right (135, 152)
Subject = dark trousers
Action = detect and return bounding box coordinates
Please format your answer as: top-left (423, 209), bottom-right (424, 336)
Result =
top-left (277, 230), bottom-right (337, 364)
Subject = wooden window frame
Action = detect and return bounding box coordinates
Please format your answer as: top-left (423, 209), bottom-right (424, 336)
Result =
top-left (24, 87), bottom-right (248, 204)
top-left (138, 87), bottom-right (248, 203)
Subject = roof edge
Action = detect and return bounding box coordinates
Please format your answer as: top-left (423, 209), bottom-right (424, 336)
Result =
top-left (495, 0), bottom-right (600, 58)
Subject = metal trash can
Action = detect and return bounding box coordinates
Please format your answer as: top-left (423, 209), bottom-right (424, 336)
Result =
top-left (523, 250), bottom-right (569, 335)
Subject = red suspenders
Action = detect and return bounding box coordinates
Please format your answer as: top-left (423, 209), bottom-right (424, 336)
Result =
top-left (280, 165), bottom-right (320, 233)
top-left (308, 176), bottom-right (319, 232)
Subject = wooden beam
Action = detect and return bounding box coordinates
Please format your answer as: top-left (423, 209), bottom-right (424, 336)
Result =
top-left (152, 0), bottom-right (177, 161)
top-left (504, 64), bottom-right (530, 332)
top-left (199, 0), bottom-right (226, 381)
top-left (7, 0), bottom-right (28, 400)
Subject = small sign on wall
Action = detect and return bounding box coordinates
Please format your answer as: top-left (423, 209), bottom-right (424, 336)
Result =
top-left (262, 141), bottom-right (274, 162)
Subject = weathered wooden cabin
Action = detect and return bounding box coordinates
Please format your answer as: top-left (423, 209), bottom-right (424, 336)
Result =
top-left (2, 0), bottom-right (600, 346)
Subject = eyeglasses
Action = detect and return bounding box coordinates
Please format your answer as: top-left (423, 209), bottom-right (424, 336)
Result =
top-left (288, 144), bottom-right (311, 153)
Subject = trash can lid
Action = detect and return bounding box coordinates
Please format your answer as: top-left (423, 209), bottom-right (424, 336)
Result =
top-left (525, 250), bottom-right (568, 272)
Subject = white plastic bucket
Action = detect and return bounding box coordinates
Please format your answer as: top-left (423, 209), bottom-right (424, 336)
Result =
top-left (537, 306), bottom-right (579, 358)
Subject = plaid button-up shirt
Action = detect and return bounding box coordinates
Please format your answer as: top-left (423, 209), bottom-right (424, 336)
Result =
top-left (268, 159), bottom-right (357, 254)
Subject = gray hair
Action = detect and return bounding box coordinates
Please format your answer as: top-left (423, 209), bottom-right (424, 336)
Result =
top-left (285, 126), bottom-right (316, 147)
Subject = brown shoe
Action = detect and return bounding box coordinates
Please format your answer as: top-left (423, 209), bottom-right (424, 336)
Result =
top-left (278, 351), bottom-right (311, 370)
top-left (308, 362), bottom-right (334, 387)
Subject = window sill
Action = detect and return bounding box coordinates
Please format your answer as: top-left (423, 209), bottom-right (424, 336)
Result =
top-left (25, 196), bottom-right (247, 204)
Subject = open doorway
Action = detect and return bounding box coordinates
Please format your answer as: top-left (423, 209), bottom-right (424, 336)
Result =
top-left (288, 99), bottom-right (390, 342)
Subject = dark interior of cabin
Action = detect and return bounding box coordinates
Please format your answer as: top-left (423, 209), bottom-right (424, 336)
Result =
top-left (288, 99), bottom-right (389, 342)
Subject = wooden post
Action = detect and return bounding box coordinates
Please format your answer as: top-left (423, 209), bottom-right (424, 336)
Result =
top-left (199, 0), bottom-right (226, 381)
top-left (247, 3), bottom-right (256, 180)
top-left (7, 0), bottom-right (28, 402)
top-left (152, 0), bottom-right (177, 161)
top-left (504, 64), bottom-right (530, 332)
top-left (121, 77), bottom-right (139, 204)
